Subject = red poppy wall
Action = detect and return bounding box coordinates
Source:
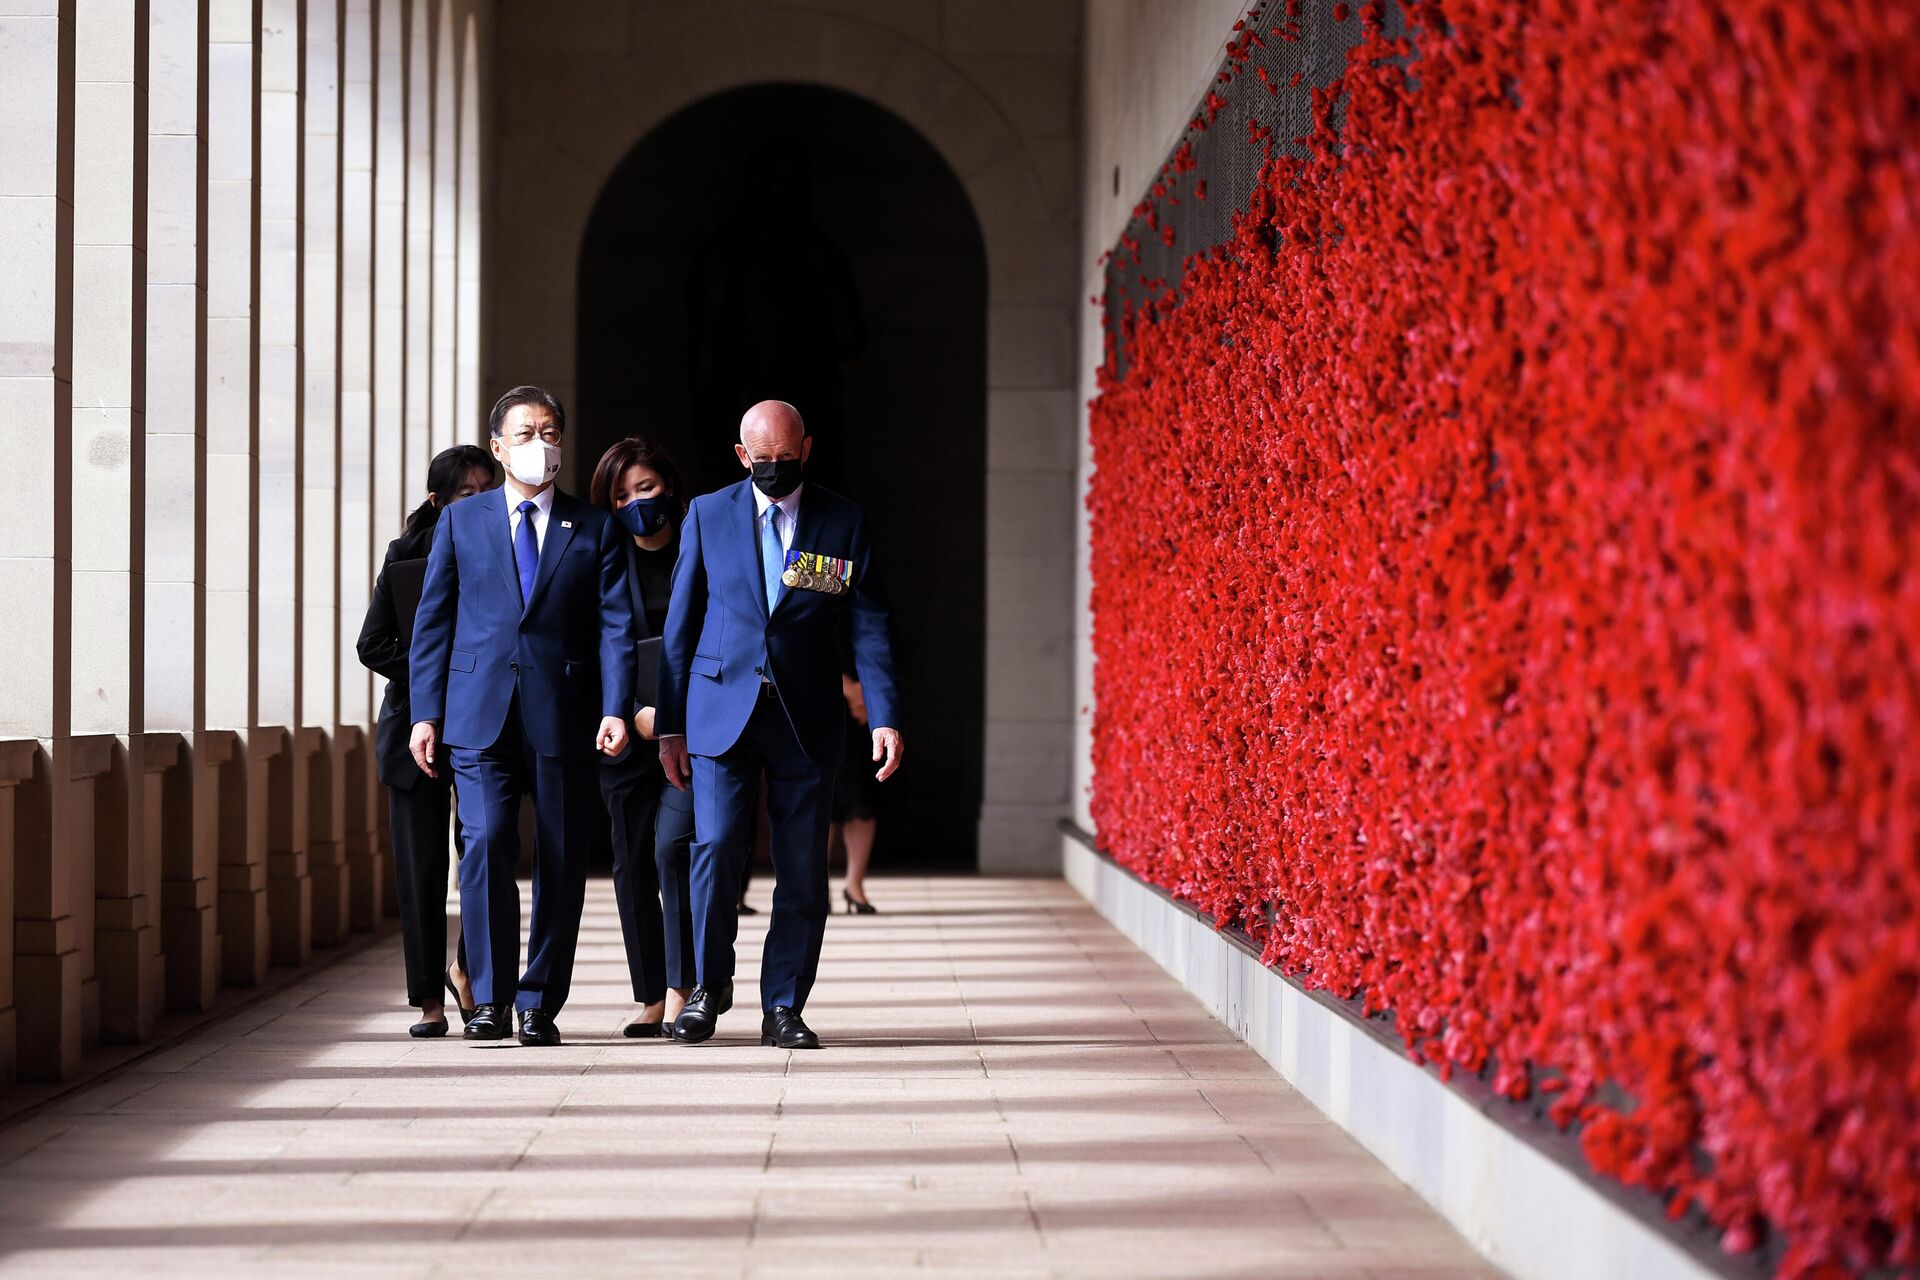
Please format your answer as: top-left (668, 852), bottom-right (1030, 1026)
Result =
top-left (1087, 2), bottom-right (1920, 1276)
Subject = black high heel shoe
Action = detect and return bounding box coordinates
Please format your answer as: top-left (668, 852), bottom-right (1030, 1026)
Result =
top-left (444, 966), bottom-right (476, 1026)
top-left (842, 888), bottom-right (878, 915)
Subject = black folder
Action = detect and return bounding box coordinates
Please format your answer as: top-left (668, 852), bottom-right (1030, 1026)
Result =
top-left (388, 557), bottom-right (429, 647)
top-left (634, 636), bottom-right (662, 707)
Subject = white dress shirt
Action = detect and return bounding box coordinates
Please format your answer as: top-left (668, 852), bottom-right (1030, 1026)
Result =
top-left (753, 481), bottom-right (803, 557)
top-left (506, 483), bottom-right (555, 555)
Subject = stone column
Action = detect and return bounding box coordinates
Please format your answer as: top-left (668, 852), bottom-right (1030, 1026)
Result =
top-left (147, 0), bottom-right (217, 1010)
top-left (59, 735), bottom-right (115, 1057)
top-left (401, 0), bottom-right (429, 496)
top-left (1, 0), bottom-right (80, 1081)
top-left (303, 0), bottom-right (349, 947)
top-left (339, 0), bottom-right (384, 925)
top-left (257, 0), bottom-right (308, 964)
top-left (453, 1), bottom-right (479, 442)
top-left (9, 743), bottom-right (73, 1082)
top-left (206, 0), bottom-right (266, 984)
top-left (371, 0), bottom-right (403, 567)
top-left (73, 0), bottom-right (154, 1045)
top-left (218, 725), bottom-right (270, 985)
top-left (429, 0), bottom-right (454, 452)
top-left (193, 728), bottom-right (245, 995)
top-left (100, 733), bottom-right (181, 1041)
top-left (0, 741), bottom-right (47, 1083)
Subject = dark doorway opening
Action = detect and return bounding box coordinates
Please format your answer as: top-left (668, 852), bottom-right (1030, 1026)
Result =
top-left (578, 83), bottom-right (988, 872)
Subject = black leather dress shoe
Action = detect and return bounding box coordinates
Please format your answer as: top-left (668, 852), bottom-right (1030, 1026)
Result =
top-left (463, 1004), bottom-right (510, 1040)
top-left (672, 982), bottom-right (733, 1043)
top-left (761, 1007), bottom-right (820, 1050)
top-left (408, 1017), bottom-right (448, 1039)
top-left (517, 1008), bottom-right (561, 1047)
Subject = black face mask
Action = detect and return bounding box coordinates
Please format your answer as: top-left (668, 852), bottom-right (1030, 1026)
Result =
top-left (750, 457), bottom-right (803, 499)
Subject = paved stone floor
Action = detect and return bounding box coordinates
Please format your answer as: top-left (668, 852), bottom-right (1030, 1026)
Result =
top-left (0, 877), bottom-right (1497, 1278)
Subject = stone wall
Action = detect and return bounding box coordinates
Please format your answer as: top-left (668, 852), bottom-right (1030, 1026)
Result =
top-left (1071, 0), bottom-right (1245, 837)
top-left (0, 0), bottom-right (489, 1083)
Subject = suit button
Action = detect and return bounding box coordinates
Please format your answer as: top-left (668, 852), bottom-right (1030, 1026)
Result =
top-left (754, 666), bottom-right (764, 676)
top-left (510, 662), bottom-right (518, 672)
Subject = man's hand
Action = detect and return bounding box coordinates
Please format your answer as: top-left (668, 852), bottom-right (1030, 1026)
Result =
top-left (634, 706), bottom-right (657, 740)
top-left (410, 721), bottom-right (439, 777)
top-left (872, 727), bottom-right (903, 781)
top-left (597, 715), bottom-right (629, 758)
top-left (659, 736), bottom-right (691, 791)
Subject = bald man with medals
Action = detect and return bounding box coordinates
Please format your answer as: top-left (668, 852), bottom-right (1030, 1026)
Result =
top-left (656, 400), bottom-right (903, 1049)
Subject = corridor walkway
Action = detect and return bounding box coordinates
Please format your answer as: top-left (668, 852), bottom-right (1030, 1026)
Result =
top-left (0, 878), bottom-right (1493, 1279)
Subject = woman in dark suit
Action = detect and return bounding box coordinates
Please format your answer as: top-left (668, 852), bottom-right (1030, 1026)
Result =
top-left (356, 443), bottom-right (496, 1036)
top-left (589, 435), bottom-right (696, 1038)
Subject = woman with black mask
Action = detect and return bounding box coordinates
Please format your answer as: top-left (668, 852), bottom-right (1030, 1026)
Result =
top-left (356, 443), bottom-right (496, 1036)
top-left (589, 435), bottom-right (696, 1037)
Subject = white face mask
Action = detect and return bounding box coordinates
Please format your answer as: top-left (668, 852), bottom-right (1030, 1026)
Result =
top-left (505, 439), bottom-right (561, 488)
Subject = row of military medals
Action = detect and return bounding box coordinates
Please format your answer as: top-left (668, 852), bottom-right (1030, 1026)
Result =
top-left (782, 549), bottom-right (852, 596)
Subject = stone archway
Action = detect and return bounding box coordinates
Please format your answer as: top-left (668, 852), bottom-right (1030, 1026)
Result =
top-left (486, 7), bottom-right (1078, 871)
top-left (577, 83), bottom-right (988, 871)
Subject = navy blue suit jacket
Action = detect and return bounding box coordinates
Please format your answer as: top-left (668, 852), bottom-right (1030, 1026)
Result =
top-left (657, 480), bottom-right (899, 767)
top-left (409, 486), bottom-right (636, 758)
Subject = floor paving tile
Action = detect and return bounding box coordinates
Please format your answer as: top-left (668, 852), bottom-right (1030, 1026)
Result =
top-left (0, 876), bottom-right (1494, 1277)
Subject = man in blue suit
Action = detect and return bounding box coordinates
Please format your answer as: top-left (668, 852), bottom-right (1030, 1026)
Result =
top-left (408, 385), bottom-right (636, 1046)
top-left (657, 400), bottom-right (902, 1049)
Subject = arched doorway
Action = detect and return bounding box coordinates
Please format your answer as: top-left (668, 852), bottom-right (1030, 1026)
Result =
top-left (577, 84), bottom-right (988, 872)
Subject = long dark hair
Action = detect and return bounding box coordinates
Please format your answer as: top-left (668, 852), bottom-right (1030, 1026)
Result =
top-left (590, 434), bottom-right (689, 517)
top-left (402, 444), bottom-right (496, 538)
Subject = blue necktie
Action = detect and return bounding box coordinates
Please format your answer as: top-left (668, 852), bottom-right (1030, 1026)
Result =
top-left (762, 503), bottom-right (784, 614)
top-left (515, 499), bottom-right (539, 605)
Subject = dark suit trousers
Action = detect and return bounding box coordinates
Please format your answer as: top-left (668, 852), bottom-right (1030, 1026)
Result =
top-left (599, 757), bottom-right (668, 1005)
top-left (656, 781), bottom-right (697, 990)
top-left (386, 774), bottom-right (468, 1006)
top-left (690, 692), bottom-right (838, 1012)
top-left (448, 698), bottom-right (599, 1014)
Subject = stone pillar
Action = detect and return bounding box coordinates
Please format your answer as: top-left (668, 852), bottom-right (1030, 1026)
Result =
top-left (453, 1), bottom-right (480, 443)
top-left (338, 0), bottom-right (376, 744)
top-left (204, 0), bottom-right (255, 736)
top-left (169, 727), bottom-right (232, 1010)
top-left (0, 740), bottom-right (47, 1083)
top-left (255, 724), bottom-right (309, 967)
top-left (338, 724), bottom-right (387, 927)
top-left (401, 0), bottom-right (430, 495)
top-left (163, 729), bottom-right (219, 1012)
top-left (146, 0), bottom-right (207, 744)
top-left (306, 735), bottom-right (348, 946)
top-left (214, 725), bottom-right (268, 987)
top-left (303, 0), bottom-right (348, 948)
top-left (256, 0), bottom-right (298, 736)
top-left (20, 735), bottom-right (115, 1077)
top-left (98, 733), bottom-right (178, 1042)
top-left (429, 0), bottom-right (455, 452)
top-left (371, 0), bottom-right (404, 567)
top-left (1, 0), bottom-right (77, 1079)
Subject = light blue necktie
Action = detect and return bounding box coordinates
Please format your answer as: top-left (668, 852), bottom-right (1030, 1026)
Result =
top-left (761, 503), bottom-right (784, 614)
top-left (515, 499), bottom-right (539, 604)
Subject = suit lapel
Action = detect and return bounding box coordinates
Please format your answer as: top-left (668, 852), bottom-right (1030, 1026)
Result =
top-left (735, 481), bottom-right (770, 619)
top-left (524, 489), bottom-right (580, 615)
